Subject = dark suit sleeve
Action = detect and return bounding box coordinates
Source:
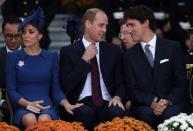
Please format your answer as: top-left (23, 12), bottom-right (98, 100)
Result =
top-left (113, 49), bottom-right (125, 99)
top-left (123, 52), bottom-right (155, 106)
top-left (166, 43), bottom-right (187, 104)
top-left (59, 47), bottom-right (90, 93)
top-left (51, 52), bottom-right (66, 105)
top-left (0, 48), bottom-right (5, 89)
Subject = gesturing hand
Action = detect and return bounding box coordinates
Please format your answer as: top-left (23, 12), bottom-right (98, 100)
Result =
top-left (28, 100), bottom-right (51, 110)
top-left (64, 102), bottom-right (83, 115)
top-left (82, 44), bottom-right (97, 62)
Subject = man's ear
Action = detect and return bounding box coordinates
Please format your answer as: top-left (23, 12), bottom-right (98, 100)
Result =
top-left (143, 19), bottom-right (149, 28)
top-left (85, 20), bottom-right (91, 28)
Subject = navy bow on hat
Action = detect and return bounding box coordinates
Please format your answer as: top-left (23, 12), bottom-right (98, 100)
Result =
top-left (18, 7), bottom-right (44, 31)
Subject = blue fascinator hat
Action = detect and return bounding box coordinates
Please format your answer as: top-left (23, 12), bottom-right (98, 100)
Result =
top-left (18, 7), bottom-right (44, 32)
top-left (65, 16), bottom-right (83, 43)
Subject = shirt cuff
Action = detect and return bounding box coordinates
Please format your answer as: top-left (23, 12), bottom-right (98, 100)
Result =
top-left (0, 100), bottom-right (5, 108)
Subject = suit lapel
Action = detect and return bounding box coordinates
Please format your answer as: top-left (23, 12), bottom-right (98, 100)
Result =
top-left (130, 44), bottom-right (153, 81)
top-left (153, 37), bottom-right (163, 83)
top-left (76, 40), bottom-right (86, 57)
top-left (137, 43), bottom-right (153, 72)
top-left (99, 42), bottom-right (107, 78)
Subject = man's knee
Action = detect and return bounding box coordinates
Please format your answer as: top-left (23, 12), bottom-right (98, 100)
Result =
top-left (74, 105), bottom-right (95, 130)
top-left (107, 106), bottom-right (125, 120)
top-left (131, 106), bottom-right (155, 125)
top-left (74, 105), bottom-right (95, 118)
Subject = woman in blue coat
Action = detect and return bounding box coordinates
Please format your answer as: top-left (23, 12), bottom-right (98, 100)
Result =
top-left (6, 8), bottom-right (83, 128)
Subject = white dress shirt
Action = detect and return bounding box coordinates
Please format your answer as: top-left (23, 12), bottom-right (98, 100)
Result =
top-left (140, 34), bottom-right (157, 60)
top-left (78, 37), bottom-right (112, 101)
top-left (141, 34), bottom-right (158, 102)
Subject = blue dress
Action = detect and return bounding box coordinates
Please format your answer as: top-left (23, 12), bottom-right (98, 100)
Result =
top-left (6, 49), bottom-right (66, 126)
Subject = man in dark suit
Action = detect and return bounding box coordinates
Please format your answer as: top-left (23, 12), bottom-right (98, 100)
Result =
top-left (0, 16), bottom-right (22, 123)
top-left (123, 5), bottom-right (188, 129)
top-left (1, 0), bottom-right (57, 49)
top-left (60, 8), bottom-right (125, 130)
top-left (185, 27), bottom-right (193, 113)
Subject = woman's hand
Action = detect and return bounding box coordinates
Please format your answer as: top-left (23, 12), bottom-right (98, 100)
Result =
top-left (28, 100), bottom-right (51, 110)
top-left (18, 98), bottom-right (50, 111)
top-left (61, 99), bottom-right (83, 115)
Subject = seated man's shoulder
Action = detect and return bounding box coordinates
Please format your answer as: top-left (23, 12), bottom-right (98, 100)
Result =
top-left (124, 43), bottom-right (140, 55)
top-left (159, 38), bottom-right (180, 48)
top-left (60, 44), bottom-right (79, 53)
top-left (102, 42), bottom-right (122, 53)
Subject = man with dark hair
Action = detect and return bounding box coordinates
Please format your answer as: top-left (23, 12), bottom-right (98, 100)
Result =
top-left (1, 16), bottom-right (22, 51)
top-left (123, 5), bottom-right (188, 128)
top-left (0, 16), bottom-right (22, 123)
top-left (185, 27), bottom-right (193, 113)
top-left (60, 8), bottom-right (125, 130)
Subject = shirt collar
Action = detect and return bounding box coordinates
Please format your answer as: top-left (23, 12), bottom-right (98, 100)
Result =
top-left (82, 36), bottom-right (99, 49)
top-left (6, 45), bottom-right (21, 53)
top-left (140, 34), bottom-right (157, 49)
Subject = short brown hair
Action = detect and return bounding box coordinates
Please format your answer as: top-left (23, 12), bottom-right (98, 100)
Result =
top-left (82, 8), bottom-right (106, 28)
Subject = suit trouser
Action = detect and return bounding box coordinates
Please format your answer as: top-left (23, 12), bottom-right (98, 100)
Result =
top-left (130, 101), bottom-right (188, 130)
top-left (0, 89), bottom-right (11, 124)
top-left (73, 96), bottom-right (126, 131)
top-left (188, 102), bottom-right (193, 114)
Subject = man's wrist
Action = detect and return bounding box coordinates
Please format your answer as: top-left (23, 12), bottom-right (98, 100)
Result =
top-left (165, 99), bottom-right (172, 106)
top-left (81, 56), bottom-right (90, 63)
top-left (150, 101), bottom-right (156, 110)
top-left (0, 100), bottom-right (5, 108)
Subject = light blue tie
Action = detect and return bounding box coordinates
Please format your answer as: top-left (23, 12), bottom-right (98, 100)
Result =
top-left (144, 44), bottom-right (154, 67)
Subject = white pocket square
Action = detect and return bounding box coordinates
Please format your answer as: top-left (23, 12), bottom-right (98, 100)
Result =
top-left (160, 59), bottom-right (169, 64)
